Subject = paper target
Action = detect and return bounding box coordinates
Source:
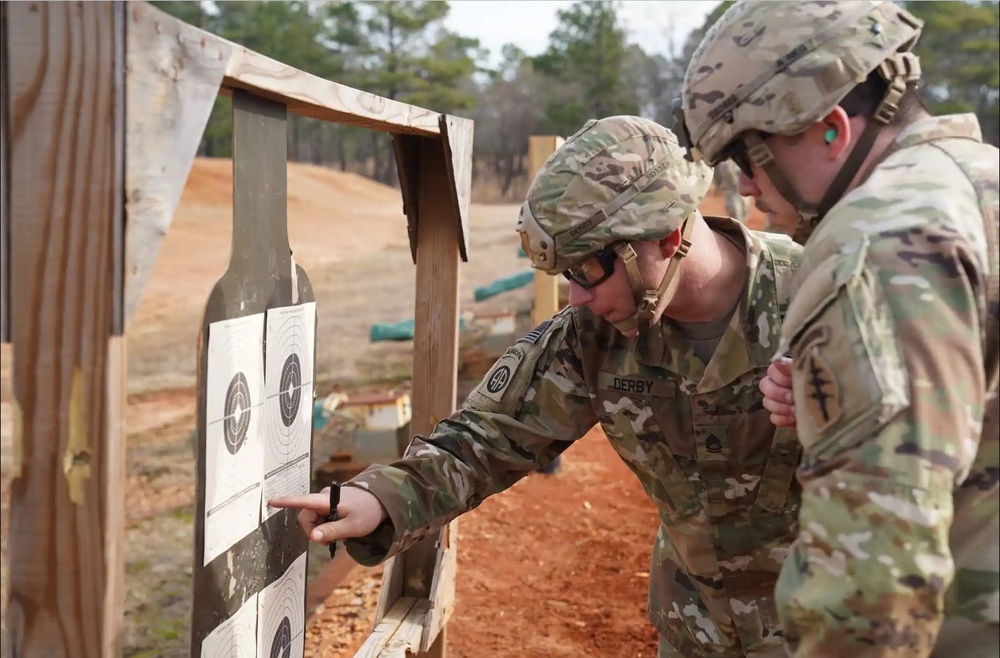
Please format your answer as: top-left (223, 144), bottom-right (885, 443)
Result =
top-left (257, 552), bottom-right (306, 658)
top-left (201, 592), bottom-right (258, 658)
top-left (264, 305), bottom-right (313, 464)
top-left (204, 312), bottom-right (266, 566)
top-left (261, 303), bottom-right (315, 521)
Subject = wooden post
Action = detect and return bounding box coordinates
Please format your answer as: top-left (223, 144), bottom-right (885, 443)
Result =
top-left (5, 2), bottom-right (128, 656)
top-left (1, 2), bottom-right (9, 344)
top-left (404, 135), bottom-right (462, 658)
top-left (528, 136), bottom-right (565, 324)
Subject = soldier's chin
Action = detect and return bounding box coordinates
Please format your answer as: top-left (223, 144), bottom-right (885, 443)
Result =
top-left (765, 212), bottom-right (797, 236)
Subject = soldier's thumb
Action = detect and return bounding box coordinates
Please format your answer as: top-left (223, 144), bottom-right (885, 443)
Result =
top-left (310, 520), bottom-right (343, 544)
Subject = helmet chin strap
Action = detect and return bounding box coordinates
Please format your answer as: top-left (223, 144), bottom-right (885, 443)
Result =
top-left (743, 53), bottom-right (920, 245)
top-left (610, 217), bottom-right (696, 335)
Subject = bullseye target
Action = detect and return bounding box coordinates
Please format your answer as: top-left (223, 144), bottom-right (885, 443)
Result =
top-left (269, 616), bottom-right (293, 658)
top-left (224, 371), bottom-right (252, 454)
top-left (264, 308), bottom-right (313, 464)
top-left (203, 312), bottom-right (265, 567)
top-left (200, 592), bottom-right (258, 658)
top-left (257, 553), bottom-right (306, 658)
top-left (278, 354), bottom-right (301, 429)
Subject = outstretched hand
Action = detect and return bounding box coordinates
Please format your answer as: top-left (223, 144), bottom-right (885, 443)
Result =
top-left (268, 485), bottom-right (388, 546)
top-left (760, 356), bottom-right (796, 428)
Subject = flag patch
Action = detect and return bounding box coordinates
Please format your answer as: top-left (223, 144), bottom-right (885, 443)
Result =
top-left (517, 320), bottom-right (552, 345)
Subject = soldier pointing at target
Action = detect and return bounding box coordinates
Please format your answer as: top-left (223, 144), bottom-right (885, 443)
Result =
top-left (270, 115), bottom-right (806, 656)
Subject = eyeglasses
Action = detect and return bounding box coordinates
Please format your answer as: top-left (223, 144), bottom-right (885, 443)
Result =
top-left (720, 131), bottom-right (773, 178)
top-left (562, 243), bottom-right (620, 289)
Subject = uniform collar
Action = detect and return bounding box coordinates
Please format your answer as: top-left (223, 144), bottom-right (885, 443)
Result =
top-left (634, 216), bottom-right (787, 393)
top-left (892, 113), bottom-right (983, 151)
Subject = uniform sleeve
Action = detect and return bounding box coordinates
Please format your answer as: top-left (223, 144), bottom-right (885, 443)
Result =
top-left (343, 309), bottom-right (597, 566)
top-left (776, 226), bottom-right (986, 657)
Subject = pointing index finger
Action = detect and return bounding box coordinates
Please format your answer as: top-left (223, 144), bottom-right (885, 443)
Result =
top-left (267, 493), bottom-right (328, 511)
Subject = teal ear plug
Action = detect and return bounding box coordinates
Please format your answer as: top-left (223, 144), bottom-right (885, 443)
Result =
top-left (824, 128), bottom-right (837, 144)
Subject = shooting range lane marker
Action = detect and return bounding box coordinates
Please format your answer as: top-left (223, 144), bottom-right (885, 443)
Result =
top-left (261, 301), bottom-right (316, 521)
top-left (204, 311), bottom-right (266, 566)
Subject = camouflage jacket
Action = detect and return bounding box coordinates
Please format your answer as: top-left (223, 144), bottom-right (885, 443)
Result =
top-left (344, 216), bottom-right (803, 657)
top-left (775, 114), bottom-right (1000, 657)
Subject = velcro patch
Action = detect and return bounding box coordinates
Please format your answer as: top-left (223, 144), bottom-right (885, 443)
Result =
top-left (795, 324), bottom-right (842, 432)
top-left (517, 320), bottom-right (553, 346)
top-left (478, 346), bottom-right (526, 403)
top-left (598, 372), bottom-right (675, 398)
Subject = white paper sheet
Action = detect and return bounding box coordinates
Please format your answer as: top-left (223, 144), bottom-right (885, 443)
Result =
top-left (261, 302), bottom-right (316, 520)
top-left (257, 551), bottom-right (307, 658)
top-left (204, 312), bottom-right (266, 566)
top-left (201, 591), bottom-right (258, 658)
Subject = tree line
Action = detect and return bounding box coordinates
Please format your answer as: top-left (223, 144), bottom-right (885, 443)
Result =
top-left (154, 0), bottom-right (1000, 201)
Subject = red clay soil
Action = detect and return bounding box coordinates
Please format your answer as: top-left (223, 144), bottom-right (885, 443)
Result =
top-left (308, 427), bottom-right (661, 658)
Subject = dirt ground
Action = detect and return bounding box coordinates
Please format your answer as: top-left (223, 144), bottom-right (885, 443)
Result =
top-left (0, 158), bottom-right (764, 657)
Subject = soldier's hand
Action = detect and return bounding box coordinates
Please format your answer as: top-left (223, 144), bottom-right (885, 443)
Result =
top-left (760, 357), bottom-right (796, 428)
top-left (268, 486), bottom-right (388, 546)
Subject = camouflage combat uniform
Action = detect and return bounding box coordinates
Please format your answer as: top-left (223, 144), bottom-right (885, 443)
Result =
top-left (344, 215), bottom-right (805, 657)
top-left (775, 114), bottom-right (1000, 657)
top-left (714, 159), bottom-right (751, 224)
top-left (678, 1), bottom-right (1000, 655)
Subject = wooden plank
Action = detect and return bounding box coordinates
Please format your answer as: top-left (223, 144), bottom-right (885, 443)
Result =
top-left (354, 597), bottom-right (419, 658)
top-left (440, 114), bottom-right (475, 262)
top-left (222, 45), bottom-right (440, 136)
top-left (1, 2), bottom-right (9, 343)
top-left (419, 522), bottom-right (458, 653)
top-left (190, 89), bottom-right (315, 653)
top-left (391, 134), bottom-right (423, 264)
top-left (5, 2), bottom-right (127, 656)
top-left (529, 136), bottom-right (565, 324)
top-left (123, 2), bottom-right (230, 325)
top-left (404, 134), bottom-right (462, 658)
top-left (382, 599), bottom-right (431, 658)
top-left (371, 134), bottom-right (462, 657)
top-left (372, 547), bottom-right (404, 627)
top-left (134, 2), bottom-right (440, 136)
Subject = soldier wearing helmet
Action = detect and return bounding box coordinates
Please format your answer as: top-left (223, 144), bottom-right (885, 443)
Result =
top-left (271, 115), bottom-right (806, 656)
top-left (678, 1), bottom-right (1000, 656)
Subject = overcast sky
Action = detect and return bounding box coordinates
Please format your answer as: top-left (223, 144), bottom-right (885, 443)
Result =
top-left (443, 1), bottom-right (720, 67)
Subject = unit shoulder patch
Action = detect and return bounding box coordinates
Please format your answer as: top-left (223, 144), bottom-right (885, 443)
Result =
top-left (477, 346), bottom-right (526, 403)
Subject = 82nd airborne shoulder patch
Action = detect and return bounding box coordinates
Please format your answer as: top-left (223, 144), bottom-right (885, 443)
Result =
top-left (478, 346), bottom-right (526, 403)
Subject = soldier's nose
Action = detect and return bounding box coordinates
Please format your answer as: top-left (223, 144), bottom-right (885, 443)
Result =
top-left (567, 281), bottom-right (594, 307)
top-left (738, 170), bottom-right (759, 197)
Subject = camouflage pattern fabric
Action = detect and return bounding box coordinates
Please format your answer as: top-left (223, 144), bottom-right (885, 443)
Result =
top-left (774, 113), bottom-right (1000, 656)
top-left (518, 115), bottom-right (713, 274)
top-left (681, 0), bottom-right (923, 165)
top-left (344, 216), bottom-right (805, 657)
top-left (714, 159), bottom-right (751, 224)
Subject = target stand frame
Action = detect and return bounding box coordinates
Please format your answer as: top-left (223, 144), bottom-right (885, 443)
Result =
top-left (1, 2), bottom-right (472, 657)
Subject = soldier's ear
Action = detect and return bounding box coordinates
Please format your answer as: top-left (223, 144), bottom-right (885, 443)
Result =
top-left (821, 108), bottom-right (853, 159)
top-left (659, 227), bottom-right (684, 259)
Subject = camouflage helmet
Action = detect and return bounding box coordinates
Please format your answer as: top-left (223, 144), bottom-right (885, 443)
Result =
top-left (680, 0), bottom-right (923, 166)
top-left (517, 115), bottom-right (712, 274)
